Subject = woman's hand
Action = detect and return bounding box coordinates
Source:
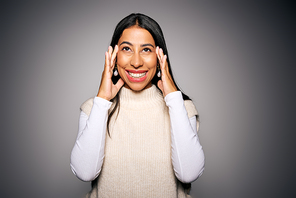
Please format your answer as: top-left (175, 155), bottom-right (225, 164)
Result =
top-left (97, 45), bottom-right (124, 101)
top-left (156, 46), bottom-right (177, 97)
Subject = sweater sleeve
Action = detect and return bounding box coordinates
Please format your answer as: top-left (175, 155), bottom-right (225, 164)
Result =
top-left (165, 91), bottom-right (205, 183)
top-left (70, 97), bottom-right (112, 182)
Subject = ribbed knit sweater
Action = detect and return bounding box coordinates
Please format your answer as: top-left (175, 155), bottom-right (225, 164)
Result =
top-left (80, 86), bottom-right (199, 198)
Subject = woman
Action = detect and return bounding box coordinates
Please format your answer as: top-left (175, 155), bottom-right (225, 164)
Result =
top-left (71, 13), bottom-right (205, 198)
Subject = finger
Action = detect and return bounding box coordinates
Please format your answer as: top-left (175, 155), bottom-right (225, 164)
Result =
top-left (157, 80), bottom-right (164, 93)
top-left (104, 51), bottom-right (110, 69)
top-left (162, 55), bottom-right (172, 81)
top-left (162, 55), bottom-right (172, 80)
top-left (112, 45), bottom-right (118, 58)
top-left (163, 55), bottom-right (170, 77)
top-left (163, 55), bottom-right (167, 70)
top-left (156, 46), bottom-right (162, 63)
top-left (108, 46), bottom-right (113, 58)
top-left (105, 51), bottom-right (113, 74)
top-left (160, 54), bottom-right (166, 72)
top-left (159, 48), bottom-right (164, 61)
top-left (108, 46), bottom-right (113, 67)
top-left (157, 48), bottom-right (164, 68)
top-left (115, 78), bottom-right (124, 90)
top-left (157, 48), bottom-right (161, 60)
top-left (111, 45), bottom-right (118, 67)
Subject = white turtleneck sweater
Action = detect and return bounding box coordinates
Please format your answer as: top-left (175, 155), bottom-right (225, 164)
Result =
top-left (71, 85), bottom-right (204, 197)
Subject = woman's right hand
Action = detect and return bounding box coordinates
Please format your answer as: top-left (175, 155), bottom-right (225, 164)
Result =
top-left (97, 45), bottom-right (124, 101)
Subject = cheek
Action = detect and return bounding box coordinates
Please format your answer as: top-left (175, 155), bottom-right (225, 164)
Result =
top-left (116, 52), bottom-right (128, 67)
top-left (146, 56), bottom-right (157, 68)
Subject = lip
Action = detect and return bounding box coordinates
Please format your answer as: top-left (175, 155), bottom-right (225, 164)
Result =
top-left (125, 70), bottom-right (148, 82)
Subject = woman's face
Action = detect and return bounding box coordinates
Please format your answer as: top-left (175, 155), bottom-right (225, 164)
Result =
top-left (116, 25), bottom-right (157, 91)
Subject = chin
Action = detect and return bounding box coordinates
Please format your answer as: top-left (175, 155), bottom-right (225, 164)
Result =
top-left (125, 82), bottom-right (152, 92)
top-left (128, 85), bottom-right (146, 91)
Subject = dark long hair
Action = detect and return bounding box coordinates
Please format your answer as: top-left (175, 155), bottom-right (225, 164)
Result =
top-left (107, 13), bottom-right (194, 135)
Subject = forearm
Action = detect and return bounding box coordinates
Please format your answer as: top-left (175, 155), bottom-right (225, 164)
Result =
top-left (70, 97), bottom-right (111, 181)
top-left (165, 91), bottom-right (205, 183)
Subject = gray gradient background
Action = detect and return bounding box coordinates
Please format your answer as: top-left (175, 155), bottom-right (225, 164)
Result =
top-left (1, 1), bottom-right (294, 198)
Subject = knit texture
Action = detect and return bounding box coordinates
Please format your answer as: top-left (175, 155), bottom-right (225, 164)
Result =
top-left (81, 85), bottom-right (197, 198)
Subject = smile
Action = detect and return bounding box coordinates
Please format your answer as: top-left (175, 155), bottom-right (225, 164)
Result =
top-left (128, 71), bottom-right (147, 78)
top-left (125, 70), bottom-right (148, 82)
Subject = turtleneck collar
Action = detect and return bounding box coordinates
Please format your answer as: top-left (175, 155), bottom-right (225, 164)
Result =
top-left (119, 84), bottom-right (165, 110)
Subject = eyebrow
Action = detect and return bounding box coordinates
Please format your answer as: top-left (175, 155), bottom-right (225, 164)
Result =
top-left (119, 41), bottom-right (155, 48)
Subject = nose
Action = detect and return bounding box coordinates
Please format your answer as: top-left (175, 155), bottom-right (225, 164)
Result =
top-left (130, 52), bottom-right (143, 69)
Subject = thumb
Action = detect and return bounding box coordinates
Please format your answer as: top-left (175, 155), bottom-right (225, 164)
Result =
top-left (115, 78), bottom-right (124, 90)
top-left (157, 80), bottom-right (164, 93)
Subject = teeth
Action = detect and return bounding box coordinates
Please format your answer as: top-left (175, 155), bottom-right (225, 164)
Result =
top-left (128, 72), bottom-right (146, 78)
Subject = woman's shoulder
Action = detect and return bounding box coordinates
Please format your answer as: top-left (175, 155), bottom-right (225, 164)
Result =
top-left (80, 97), bottom-right (95, 117)
top-left (184, 100), bottom-right (198, 118)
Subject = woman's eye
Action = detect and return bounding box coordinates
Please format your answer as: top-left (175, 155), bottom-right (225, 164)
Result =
top-left (122, 47), bottom-right (131, 51)
top-left (142, 48), bottom-right (152, 52)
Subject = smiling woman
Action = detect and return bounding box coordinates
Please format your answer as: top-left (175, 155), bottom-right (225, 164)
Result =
top-left (117, 26), bottom-right (158, 91)
top-left (70, 13), bottom-right (205, 198)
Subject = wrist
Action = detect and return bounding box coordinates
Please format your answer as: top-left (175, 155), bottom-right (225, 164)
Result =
top-left (97, 92), bottom-right (110, 101)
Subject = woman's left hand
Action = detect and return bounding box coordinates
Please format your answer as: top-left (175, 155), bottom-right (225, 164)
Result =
top-left (156, 46), bottom-right (178, 97)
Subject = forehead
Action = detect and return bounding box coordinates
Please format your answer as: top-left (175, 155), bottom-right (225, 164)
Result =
top-left (119, 26), bottom-right (155, 45)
